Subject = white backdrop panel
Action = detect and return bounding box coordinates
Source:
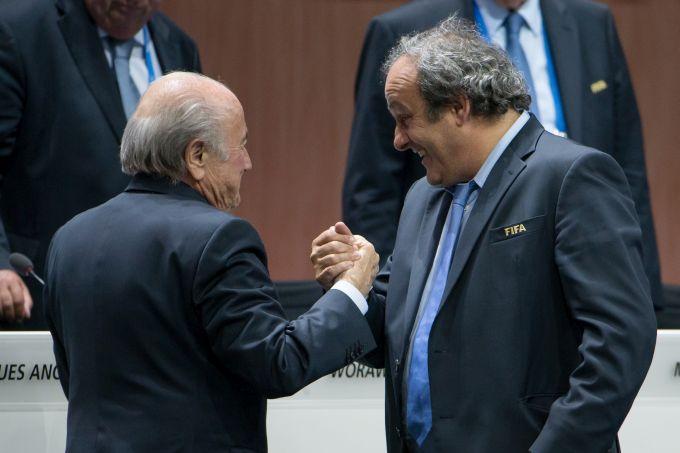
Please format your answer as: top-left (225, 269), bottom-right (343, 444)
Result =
top-left (1, 331), bottom-right (678, 453)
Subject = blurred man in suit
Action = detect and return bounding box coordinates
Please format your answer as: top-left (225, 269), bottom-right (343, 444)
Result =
top-left (342, 0), bottom-right (663, 311)
top-left (314, 18), bottom-right (655, 452)
top-left (44, 72), bottom-right (378, 452)
top-left (0, 0), bottom-right (201, 327)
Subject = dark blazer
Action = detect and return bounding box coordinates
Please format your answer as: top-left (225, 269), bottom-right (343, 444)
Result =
top-left (43, 174), bottom-right (376, 453)
top-left (0, 0), bottom-right (201, 329)
top-left (362, 117), bottom-right (656, 453)
top-left (342, 0), bottom-right (663, 309)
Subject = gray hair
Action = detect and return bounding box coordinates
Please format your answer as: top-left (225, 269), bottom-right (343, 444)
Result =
top-left (120, 75), bottom-right (228, 182)
top-left (383, 15), bottom-right (531, 121)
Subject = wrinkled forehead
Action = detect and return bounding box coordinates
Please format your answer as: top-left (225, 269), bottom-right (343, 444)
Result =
top-left (386, 55), bottom-right (418, 85)
top-left (385, 57), bottom-right (420, 109)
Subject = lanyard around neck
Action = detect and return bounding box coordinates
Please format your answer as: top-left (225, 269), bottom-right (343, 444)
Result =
top-left (143, 26), bottom-right (157, 84)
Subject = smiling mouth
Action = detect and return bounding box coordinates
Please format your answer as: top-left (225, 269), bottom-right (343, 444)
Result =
top-left (411, 148), bottom-right (427, 161)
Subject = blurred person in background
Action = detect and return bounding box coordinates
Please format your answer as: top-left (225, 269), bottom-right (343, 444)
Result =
top-left (0, 0), bottom-right (201, 328)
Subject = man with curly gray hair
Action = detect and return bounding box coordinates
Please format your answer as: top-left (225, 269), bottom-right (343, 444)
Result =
top-left (312, 16), bottom-right (655, 453)
top-left (342, 0), bottom-right (663, 318)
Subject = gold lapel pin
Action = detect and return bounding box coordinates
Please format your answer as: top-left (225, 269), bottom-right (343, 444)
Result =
top-left (590, 80), bottom-right (608, 94)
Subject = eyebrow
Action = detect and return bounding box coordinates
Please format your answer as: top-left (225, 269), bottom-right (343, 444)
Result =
top-left (386, 100), bottom-right (407, 114)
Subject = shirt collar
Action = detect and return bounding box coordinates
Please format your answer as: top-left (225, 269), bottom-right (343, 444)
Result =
top-left (475, 0), bottom-right (543, 37)
top-left (125, 173), bottom-right (208, 204)
top-left (98, 26), bottom-right (146, 47)
top-left (470, 110), bottom-right (531, 190)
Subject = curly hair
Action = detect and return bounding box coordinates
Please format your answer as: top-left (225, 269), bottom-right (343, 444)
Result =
top-left (383, 15), bottom-right (531, 121)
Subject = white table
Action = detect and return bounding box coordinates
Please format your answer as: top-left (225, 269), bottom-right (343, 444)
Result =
top-left (1, 331), bottom-right (678, 452)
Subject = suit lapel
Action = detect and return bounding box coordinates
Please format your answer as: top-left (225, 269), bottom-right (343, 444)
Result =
top-left (439, 117), bottom-right (544, 305)
top-left (56, 0), bottom-right (127, 143)
top-left (148, 14), bottom-right (179, 73)
top-left (541, 0), bottom-right (583, 141)
top-left (399, 188), bottom-right (450, 358)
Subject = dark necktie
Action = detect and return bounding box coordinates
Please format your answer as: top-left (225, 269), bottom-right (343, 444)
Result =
top-left (504, 11), bottom-right (539, 118)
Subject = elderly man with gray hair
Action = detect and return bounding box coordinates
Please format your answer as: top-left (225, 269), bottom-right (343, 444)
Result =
top-left (311, 17), bottom-right (655, 453)
top-left (43, 72), bottom-right (379, 452)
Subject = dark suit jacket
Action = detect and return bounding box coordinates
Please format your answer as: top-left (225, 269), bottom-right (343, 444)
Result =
top-left (0, 0), bottom-right (201, 329)
top-left (362, 117), bottom-right (656, 453)
top-left (43, 174), bottom-right (376, 453)
top-left (342, 0), bottom-right (663, 309)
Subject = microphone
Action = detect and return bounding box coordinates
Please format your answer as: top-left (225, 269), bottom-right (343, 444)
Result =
top-left (9, 253), bottom-right (45, 286)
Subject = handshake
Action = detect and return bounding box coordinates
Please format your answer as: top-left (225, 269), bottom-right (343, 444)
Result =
top-left (310, 222), bottom-right (379, 298)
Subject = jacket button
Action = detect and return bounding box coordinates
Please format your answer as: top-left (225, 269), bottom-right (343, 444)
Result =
top-left (395, 426), bottom-right (401, 438)
top-left (395, 358), bottom-right (400, 373)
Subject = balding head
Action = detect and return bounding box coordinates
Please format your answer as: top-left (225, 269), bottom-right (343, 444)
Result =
top-left (135, 72), bottom-right (241, 121)
top-left (120, 72), bottom-right (242, 182)
top-left (121, 72), bottom-right (251, 211)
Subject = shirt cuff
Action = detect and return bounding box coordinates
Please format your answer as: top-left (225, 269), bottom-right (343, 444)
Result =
top-left (331, 280), bottom-right (368, 315)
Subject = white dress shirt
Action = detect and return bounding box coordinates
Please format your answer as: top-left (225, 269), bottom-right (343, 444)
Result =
top-left (333, 280), bottom-right (369, 314)
top-left (99, 26), bottom-right (162, 96)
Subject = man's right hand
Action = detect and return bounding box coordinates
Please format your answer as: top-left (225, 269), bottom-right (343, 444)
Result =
top-left (0, 269), bottom-right (32, 322)
top-left (339, 235), bottom-right (379, 298)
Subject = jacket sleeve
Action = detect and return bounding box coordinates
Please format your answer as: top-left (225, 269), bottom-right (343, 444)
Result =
top-left (359, 253), bottom-right (391, 369)
top-left (43, 236), bottom-right (70, 398)
top-left (603, 8), bottom-right (663, 309)
top-left (531, 151), bottom-right (656, 453)
top-left (0, 19), bottom-right (25, 268)
top-left (192, 218), bottom-right (376, 398)
top-left (342, 18), bottom-right (420, 264)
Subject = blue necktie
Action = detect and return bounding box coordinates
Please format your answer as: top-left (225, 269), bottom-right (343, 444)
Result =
top-left (109, 38), bottom-right (140, 119)
top-left (406, 181), bottom-right (477, 446)
top-left (504, 11), bottom-right (539, 118)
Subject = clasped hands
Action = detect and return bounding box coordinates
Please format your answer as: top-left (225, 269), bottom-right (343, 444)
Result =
top-left (310, 222), bottom-right (379, 298)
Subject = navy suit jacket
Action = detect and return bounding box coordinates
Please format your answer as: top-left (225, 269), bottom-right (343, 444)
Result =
top-left (362, 117), bottom-right (656, 453)
top-left (44, 174), bottom-right (376, 453)
top-left (0, 0), bottom-right (201, 329)
top-left (342, 0), bottom-right (663, 309)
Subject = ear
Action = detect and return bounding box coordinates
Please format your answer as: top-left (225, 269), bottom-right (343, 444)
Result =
top-left (451, 95), bottom-right (472, 126)
top-left (183, 139), bottom-right (207, 181)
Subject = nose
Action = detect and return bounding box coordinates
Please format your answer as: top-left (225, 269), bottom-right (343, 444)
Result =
top-left (393, 125), bottom-right (409, 151)
top-left (243, 148), bottom-right (253, 171)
